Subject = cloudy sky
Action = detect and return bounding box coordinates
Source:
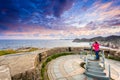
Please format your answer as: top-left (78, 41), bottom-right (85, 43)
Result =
top-left (0, 0), bottom-right (120, 39)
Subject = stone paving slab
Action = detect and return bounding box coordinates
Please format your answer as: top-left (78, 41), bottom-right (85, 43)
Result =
top-left (47, 55), bottom-right (120, 80)
top-left (47, 55), bottom-right (87, 80)
top-left (72, 74), bottom-right (87, 80)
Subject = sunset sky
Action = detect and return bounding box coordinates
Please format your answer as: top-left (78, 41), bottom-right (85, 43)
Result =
top-left (0, 0), bottom-right (120, 39)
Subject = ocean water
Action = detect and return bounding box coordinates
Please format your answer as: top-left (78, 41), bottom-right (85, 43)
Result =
top-left (0, 40), bottom-right (90, 50)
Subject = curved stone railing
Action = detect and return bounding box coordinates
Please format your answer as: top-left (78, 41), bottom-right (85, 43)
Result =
top-left (0, 47), bottom-right (119, 80)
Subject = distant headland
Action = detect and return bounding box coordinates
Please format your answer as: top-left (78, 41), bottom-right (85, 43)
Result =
top-left (73, 35), bottom-right (120, 49)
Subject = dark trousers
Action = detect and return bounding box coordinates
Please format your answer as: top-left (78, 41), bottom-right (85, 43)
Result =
top-left (95, 51), bottom-right (99, 60)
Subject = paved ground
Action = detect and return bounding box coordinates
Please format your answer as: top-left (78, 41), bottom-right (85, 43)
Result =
top-left (47, 55), bottom-right (93, 80)
top-left (47, 55), bottom-right (120, 80)
top-left (105, 59), bottom-right (120, 80)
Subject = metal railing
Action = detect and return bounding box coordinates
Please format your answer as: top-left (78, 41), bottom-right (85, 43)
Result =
top-left (108, 64), bottom-right (111, 79)
top-left (89, 42), bottom-right (93, 56)
top-left (102, 50), bottom-right (105, 69)
top-left (81, 47), bottom-right (111, 79)
top-left (101, 50), bottom-right (111, 79)
top-left (85, 55), bottom-right (88, 71)
top-left (79, 44), bottom-right (111, 79)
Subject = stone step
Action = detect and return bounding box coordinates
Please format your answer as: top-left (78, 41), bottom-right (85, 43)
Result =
top-left (87, 65), bottom-right (103, 70)
top-left (85, 72), bottom-right (109, 80)
top-left (88, 61), bottom-right (99, 64)
top-left (87, 63), bottom-right (101, 67)
top-left (87, 68), bottom-right (104, 73)
top-left (87, 66), bottom-right (104, 71)
top-left (85, 56), bottom-right (109, 80)
top-left (87, 67), bottom-right (104, 72)
top-left (87, 57), bottom-right (96, 60)
top-left (88, 62), bottom-right (100, 65)
top-left (87, 69), bottom-right (106, 76)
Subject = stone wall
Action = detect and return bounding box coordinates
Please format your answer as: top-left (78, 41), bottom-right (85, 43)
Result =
top-left (12, 68), bottom-right (37, 80)
top-left (0, 47), bottom-right (119, 80)
top-left (11, 47), bottom-right (87, 80)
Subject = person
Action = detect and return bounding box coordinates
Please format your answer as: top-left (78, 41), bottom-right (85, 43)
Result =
top-left (92, 41), bottom-right (100, 60)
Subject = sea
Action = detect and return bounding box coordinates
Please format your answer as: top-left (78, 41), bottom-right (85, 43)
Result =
top-left (0, 39), bottom-right (91, 50)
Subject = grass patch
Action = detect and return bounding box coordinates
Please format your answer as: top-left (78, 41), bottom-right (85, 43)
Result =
top-left (80, 51), bottom-right (87, 55)
top-left (0, 47), bottom-right (39, 56)
top-left (0, 49), bottom-right (17, 56)
top-left (18, 47), bottom-right (39, 52)
top-left (28, 47), bottom-right (38, 52)
top-left (107, 55), bottom-right (120, 61)
top-left (41, 52), bottom-right (73, 80)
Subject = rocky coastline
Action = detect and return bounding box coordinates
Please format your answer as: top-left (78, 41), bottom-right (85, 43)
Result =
top-left (73, 35), bottom-right (120, 49)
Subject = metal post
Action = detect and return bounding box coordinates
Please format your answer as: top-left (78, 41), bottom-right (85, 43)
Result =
top-left (102, 50), bottom-right (105, 69)
top-left (108, 64), bottom-right (111, 79)
top-left (84, 57), bottom-right (86, 62)
top-left (85, 56), bottom-right (88, 70)
top-left (89, 42), bottom-right (92, 56)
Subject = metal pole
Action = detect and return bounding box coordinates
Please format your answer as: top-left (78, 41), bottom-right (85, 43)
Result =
top-left (102, 50), bottom-right (105, 69)
top-left (85, 56), bottom-right (88, 70)
top-left (108, 64), bottom-right (111, 79)
top-left (89, 42), bottom-right (92, 56)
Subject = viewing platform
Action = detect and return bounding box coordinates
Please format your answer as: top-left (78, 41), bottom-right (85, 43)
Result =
top-left (0, 47), bottom-right (120, 80)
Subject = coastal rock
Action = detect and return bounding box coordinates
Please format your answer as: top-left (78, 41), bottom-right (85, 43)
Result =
top-left (72, 38), bottom-right (81, 42)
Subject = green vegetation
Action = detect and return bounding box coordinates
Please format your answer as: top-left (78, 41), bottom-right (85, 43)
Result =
top-left (80, 51), bottom-right (87, 55)
top-left (0, 49), bottom-right (17, 56)
top-left (107, 55), bottom-right (120, 61)
top-left (20, 47), bottom-right (39, 52)
top-left (0, 47), bottom-right (39, 56)
top-left (41, 52), bottom-right (74, 80)
top-left (29, 47), bottom-right (38, 52)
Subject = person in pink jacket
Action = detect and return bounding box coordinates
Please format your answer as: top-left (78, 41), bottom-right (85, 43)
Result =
top-left (92, 41), bottom-right (100, 60)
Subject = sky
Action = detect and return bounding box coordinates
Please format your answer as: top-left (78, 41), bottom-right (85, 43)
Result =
top-left (0, 0), bottom-right (120, 39)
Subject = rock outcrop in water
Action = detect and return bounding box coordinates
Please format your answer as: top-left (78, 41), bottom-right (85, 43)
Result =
top-left (73, 35), bottom-right (120, 49)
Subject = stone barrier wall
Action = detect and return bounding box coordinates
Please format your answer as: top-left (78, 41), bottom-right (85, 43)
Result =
top-left (12, 68), bottom-right (36, 80)
top-left (9, 47), bottom-right (120, 80)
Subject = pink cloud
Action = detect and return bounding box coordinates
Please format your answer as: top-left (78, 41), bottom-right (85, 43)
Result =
top-left (0, 1), bottom-right (120, 39)
top-left (84, 1), bottom-right (120, 22)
